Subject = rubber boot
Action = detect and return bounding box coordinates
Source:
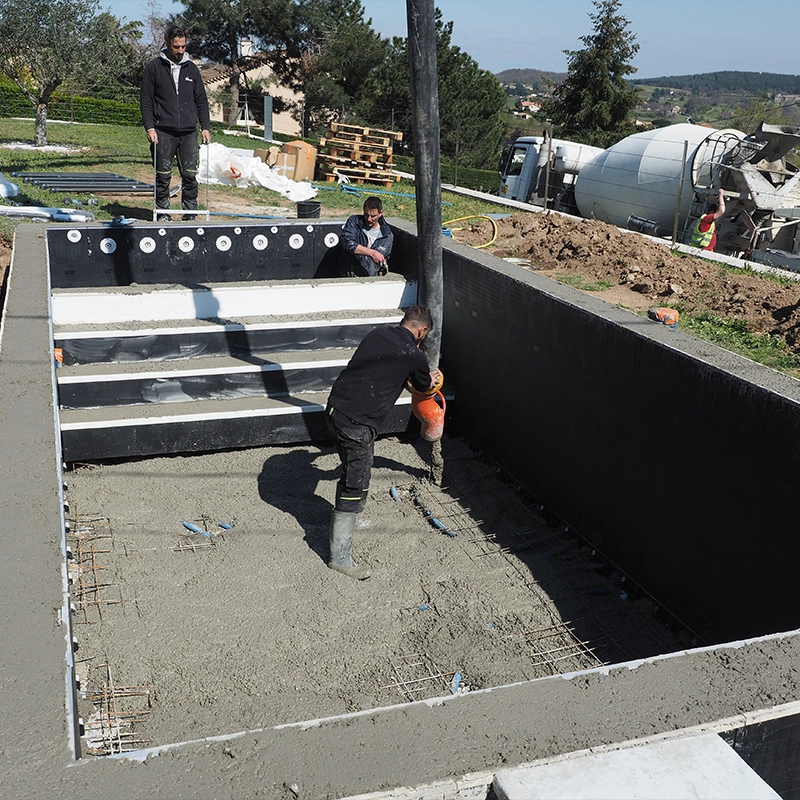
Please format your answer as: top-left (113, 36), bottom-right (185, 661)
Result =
top-left (328, 510), bottom-right (371, 580)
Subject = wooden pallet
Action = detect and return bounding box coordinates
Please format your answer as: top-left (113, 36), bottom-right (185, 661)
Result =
top-left (330, 123), bottom-right (403, 143)
top-left (319, 167), bottom-right (400, 188)
top-left (318, 149), bottom-right (392, 167)
top-left (320, 138), bottom-right (393, 158)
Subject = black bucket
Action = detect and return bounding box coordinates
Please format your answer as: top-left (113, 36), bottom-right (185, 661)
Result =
top-left (296, 201), bottom-right (321, 219)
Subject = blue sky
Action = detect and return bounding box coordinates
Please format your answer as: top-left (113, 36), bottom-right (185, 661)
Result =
top-left (103, 0), bottom-right (800, 79)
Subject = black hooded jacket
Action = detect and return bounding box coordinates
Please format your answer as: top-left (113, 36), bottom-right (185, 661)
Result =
top-left (140, 51), bottom-right (210, 134)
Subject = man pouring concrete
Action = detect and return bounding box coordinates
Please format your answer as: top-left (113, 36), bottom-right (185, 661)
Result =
top-left (326, 306), bottom-right (442, 580)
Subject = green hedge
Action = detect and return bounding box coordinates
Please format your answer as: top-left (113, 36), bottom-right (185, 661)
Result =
top-left (393, 153), bottom-right (500, 194)
top-left (0, 85), bottom-right (141, 126)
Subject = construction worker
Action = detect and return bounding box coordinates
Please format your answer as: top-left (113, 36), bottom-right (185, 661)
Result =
top-left (325, 306), bottom-right (442, 580)
top-left (338, 196), bottom-right (394, 276)
top-left (140, 26), bottom-right (211, 221)
top-left (691, 188), bottom-right (726, 250)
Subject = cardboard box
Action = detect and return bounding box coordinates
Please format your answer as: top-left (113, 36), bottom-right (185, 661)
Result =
top-left (253, 146), bottom-right (280, 166)
top-left (280, 140), bottom-right (317, 182)
top-left (271, 151), bottom-right (296, 179)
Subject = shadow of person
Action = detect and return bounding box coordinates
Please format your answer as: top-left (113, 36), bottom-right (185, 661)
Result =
top-left (257, 446), bottom-right (337, 563)
top-left (257, 441), bottom-right (433, 564)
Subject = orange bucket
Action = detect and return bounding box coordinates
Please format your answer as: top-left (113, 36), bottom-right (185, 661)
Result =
top-left (410, 387), bottom-right (446, 442)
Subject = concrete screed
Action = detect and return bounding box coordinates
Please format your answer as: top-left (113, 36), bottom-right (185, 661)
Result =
top-left (3, 223), bottom-right (800, 799)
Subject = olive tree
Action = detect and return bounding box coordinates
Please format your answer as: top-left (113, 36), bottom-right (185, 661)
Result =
top-left (0, 0), bottom-right (137, 144)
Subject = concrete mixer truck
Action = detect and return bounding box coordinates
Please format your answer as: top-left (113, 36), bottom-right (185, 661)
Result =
top-left (498, 122), bottom-right (800, 269)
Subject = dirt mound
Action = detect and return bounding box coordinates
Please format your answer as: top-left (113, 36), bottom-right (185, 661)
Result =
top-left (456, 213), bottom-right (800, 352)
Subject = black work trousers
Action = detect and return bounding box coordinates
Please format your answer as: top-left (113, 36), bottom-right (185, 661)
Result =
top-left (151, 128), bottom-right (199, 210)
top-left (326, 406), bottom-right (376, 513)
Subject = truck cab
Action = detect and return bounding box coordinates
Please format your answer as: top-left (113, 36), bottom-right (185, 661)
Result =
top-left (499, 135), bottom-right (604, 212)
top-left (499, 137), bottom-right (545, 203)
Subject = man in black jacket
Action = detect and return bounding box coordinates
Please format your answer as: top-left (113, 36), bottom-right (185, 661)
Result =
top-left (325, 305), bottom-right (442, 580)
top-left (140, 26), bottom-right (211, 220)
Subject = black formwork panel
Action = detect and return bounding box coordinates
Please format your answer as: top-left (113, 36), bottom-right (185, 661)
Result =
top-left (47, 221), bottom-right (346, 288)
top-left (722, 714), bottom-right (800, 800)
top-left (55, 321), bottom-right (380, 366)
top-left (61, 403), bottom-right (418, 462)
top-left (58, 364), bottom-right (347, 409)
top-left (387, 222), bottom-right (800, 645)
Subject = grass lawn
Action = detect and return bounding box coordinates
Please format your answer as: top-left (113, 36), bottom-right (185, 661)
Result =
top-left (0, 118), bottom-right (505, 238)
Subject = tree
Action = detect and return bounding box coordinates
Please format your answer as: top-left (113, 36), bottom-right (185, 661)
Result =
top-left (730, 93), bottom-right (794, 135)
top-left (252, 0), bottom-right (386, 134)
top-left (542, 0), bottom-right (640, 148)
top-left (179, 0), bottom-right (294, 124)
top-left (355, 12), bottom-right (507, 170)
top-left (0, 0), bottom-right (137, 144)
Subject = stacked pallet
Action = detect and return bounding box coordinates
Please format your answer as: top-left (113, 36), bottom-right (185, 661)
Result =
top-left (317, 123), bottom-right (403, 187)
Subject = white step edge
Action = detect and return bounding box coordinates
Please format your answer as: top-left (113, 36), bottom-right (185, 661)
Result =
top-left (60, 395), bottom-right (413, 431)
top-left (55, 314), bottom-right (403, 340)
top-left (52, 280), bottom-right (419, 325)
top-left (57, 357), bottom-right (350, 383)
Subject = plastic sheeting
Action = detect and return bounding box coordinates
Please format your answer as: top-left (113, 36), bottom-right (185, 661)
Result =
top-left (0, 172), bottom-right (19, 198)
top-left (198, 143), bottom-right (318, 203)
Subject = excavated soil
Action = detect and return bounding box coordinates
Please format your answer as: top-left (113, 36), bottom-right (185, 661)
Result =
top-left (455, 212), bottom-right (800, 354)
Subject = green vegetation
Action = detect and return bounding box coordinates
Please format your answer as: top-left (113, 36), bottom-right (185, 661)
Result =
top-left (541, 0), bottom-right (640, 149)
top-left (631, 71), bottom-right (800, 95)
top-left (556, 274), bottom-right (613, 292)
top-left (0, 0), bottom-right (142, 145)
top-left (0, 118), bottom-right (503, 229)
top-left (355, 10), bottom-right (507, 170)
top-left (681, 311), bottom-right (800, 376)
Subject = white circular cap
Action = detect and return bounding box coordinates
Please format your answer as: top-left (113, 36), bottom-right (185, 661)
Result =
top-left (234, 227), bottom-right (242, 235)
top-left (324, 232), bottom-right (340, 248)
top-left (139, 237), bottom-right (156, 253)
top-left (289, 234), bottom-right (304, 250)
top-left (271, 226), bottom-right (279, 234)
top-left (216, 235), bottom-right (232, 251)
top-left (99, 238), bottom-right (117, 254)
top-left (178, 236), bottom-right (195, 253)
top-left (252, 235), bottom-right (269, 251)
top-left (66, 230), bottom-right (82, 243)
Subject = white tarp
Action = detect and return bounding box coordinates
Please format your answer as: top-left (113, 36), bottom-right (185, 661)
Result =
top-left (198, 143), bottom-right (318, 203)
top-left (0, 206), bottom-right (93, 222)
top-left (0, 172), bottom-right (19, 198)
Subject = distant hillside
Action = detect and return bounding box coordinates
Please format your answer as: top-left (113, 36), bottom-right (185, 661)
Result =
top-left (497, 69), bottom-right (800, 96)
top-left (495, 68), bottom-right (566, 93)
top-left (632, 71), bottom-right (800, 94)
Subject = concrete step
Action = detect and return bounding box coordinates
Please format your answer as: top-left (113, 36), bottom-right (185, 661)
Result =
top-left (57, 349), bottom-right (354, 409)
top-left (51, 277), bottom-right (418, 326)
top-left (54, 313), bottom-right (402, 366)
top-left (59, 390), bottom-right (419, 462)
top-left (52, 276), bottom-right (422, 462)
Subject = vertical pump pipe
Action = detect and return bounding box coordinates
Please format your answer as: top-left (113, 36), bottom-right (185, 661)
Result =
top-left (406, 0), bottom-right (443, 369)
top-left (672, 140), bottom-right (689, 246)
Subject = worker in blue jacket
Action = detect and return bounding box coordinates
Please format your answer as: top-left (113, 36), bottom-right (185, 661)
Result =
top-left (338, 196), bottom-right (394, 276)
top-left (140, 26), bottom-right (211, 220)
